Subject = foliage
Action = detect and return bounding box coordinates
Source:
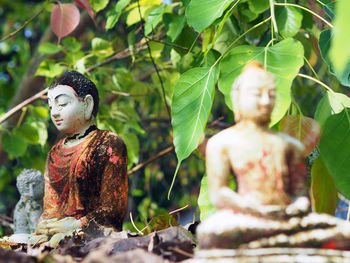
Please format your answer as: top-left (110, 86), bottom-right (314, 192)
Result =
top-left (0, 0), bottom-right (350, 228)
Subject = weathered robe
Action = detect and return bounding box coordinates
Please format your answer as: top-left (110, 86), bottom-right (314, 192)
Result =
top-left (41, 129), bottom-right (128, 230)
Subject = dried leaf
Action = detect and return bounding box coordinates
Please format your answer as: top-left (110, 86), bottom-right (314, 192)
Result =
top-left (51, 3), bottom-right (80, 43)
top-left (279, 115), bottom-right (321, 156)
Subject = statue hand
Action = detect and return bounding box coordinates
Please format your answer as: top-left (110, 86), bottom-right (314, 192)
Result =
top-left (36, 218), bottom-right (58, 234)
top-left (44, 217), bottom-right (82, 235)
top-left (36, 217), bottom-right (81, 235)
top-left (285, 196), bottom-right (310, 217)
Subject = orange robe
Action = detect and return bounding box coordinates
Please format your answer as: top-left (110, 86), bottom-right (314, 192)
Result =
top-left (41, 129), bottom-right (128, 230)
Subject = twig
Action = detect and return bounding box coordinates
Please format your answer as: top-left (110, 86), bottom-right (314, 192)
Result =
top-left (0, 88), bottom-right (48, 124)
top-left (0, 7), bottom-right (44, 42)
top-left (86, 43), bottom-right (148, 72)
top-left (127, 145), bottom-right (174, 175)
top-left (0, 215), bottom-right (14, 230)
top-left (137, 0), bottom-right (171, 121)
top-left (111, 91), bottom-right (148, 97)
top-left (147, 38), bottom-right (191, 52)
top-left (168, 246), bottom-right (194, 258)
top-left (129, 212), bottom-right (143, 235)
top-left (169, 204), bottom-right (189, 215)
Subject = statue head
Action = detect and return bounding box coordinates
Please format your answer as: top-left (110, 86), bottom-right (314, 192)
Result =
top-left (16, 169), bottom-right (44, 201)
top-left (231, 60), bottom-right (276, 126)
top-left (48, 71), bottom-right (99, 135)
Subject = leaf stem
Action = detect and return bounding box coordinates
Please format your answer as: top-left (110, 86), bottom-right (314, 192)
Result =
top-left (16, 107), bottom-right (28, 128)
top-left (297, 73), bottom-right (334, 93)
top-left (269, 0), bottom-right (278, 33)
top-left (303, 56), bottom-right (320, 80)
top-left (264, 38), bottom-right (276, 69)
top-left (274, 3), bottom-right (333, 28)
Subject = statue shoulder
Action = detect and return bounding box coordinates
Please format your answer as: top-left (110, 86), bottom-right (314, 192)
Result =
top-left (207, 127), bottom-right (238, 152)
top-left (95, 130), bottom-right (127, 154)
top-left (277, 132), bottom-right (305, 154)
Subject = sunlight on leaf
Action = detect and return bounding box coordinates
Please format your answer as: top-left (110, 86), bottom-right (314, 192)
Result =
top-left (170, 67), bottom-right (216, 198)
top-left (186, 0), bottom-right (234, 32)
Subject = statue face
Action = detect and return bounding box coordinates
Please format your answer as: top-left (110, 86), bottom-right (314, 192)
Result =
top-left (234, 75), bottom-right (275, 125)
top-left (48, 85), bottom-right (90, 135)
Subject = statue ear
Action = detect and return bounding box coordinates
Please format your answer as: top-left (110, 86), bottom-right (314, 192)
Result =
top-left (84, 95), bottom-right (94, 120)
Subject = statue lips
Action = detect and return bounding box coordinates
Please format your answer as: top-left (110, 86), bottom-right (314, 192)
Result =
top-left (55, 119), bottom-right (63, 126)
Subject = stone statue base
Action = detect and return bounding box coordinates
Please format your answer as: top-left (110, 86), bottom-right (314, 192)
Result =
top-left (185, 248), bottom-right (350, 263)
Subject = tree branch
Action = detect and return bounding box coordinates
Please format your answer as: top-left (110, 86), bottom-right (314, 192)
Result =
top-left (0, 7), bottom-right (44, 42)
top-left (0, 88), bottom-right (48, 124)
top-left (127, 145), bottom-right (174, 175)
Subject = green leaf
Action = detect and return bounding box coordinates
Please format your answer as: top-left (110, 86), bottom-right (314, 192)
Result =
top-left (170, 67), bottom-right (216, 197)
top-left (90, 0), bottom-right (109, 13)
top-left (1, 133), bottom-right (27, 157)
top-left (121, 132), bottom-right (140, 169)
top-left (35, 59), bottom-right (65, 78)
top-left (32, 122), bottom-right (48, 146)
top-left (198, 173), bottom-right (236, 221)
top-left (198, 174), bottom-right (217, 221)
top-left (105, 0), bottom-right (131, 30)
top-left (275, 6), bottom-right (303, 38)
top-left (330, 0), bottom-right (350, 73)
top-left (319, 110), bottom-right (350, 198)
top-left (16, 123), bottom-right (40, 145)
top-left (311, 156), bottom-right (338, 215)
top-left (319, 29), bottom-right (350, 87)
top-left (91, 38), bottom-right (114, 57)
top-left (247, 0), bottom-right (269, 14)
top-left (38, 42), bottom-right (62, 55)
top-left (62, 37), bottom-right (82, 52)
top-left (163, 13), bottom-right (186, 42)
top-left (186, 0), bottom-right (234, 32)
top-left (145, 5), bottom-right (165, 36)
top-left (218, 38), bottom-right (304, 126)
top-left (314, 91), bottom-right (350, 128)
top-left (144, 213), bottom-right (179, 235)
top-left (31, 106), bottom-right (49, 120)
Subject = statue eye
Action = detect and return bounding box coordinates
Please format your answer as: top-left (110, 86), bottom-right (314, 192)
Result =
top-left (59, 103), bottom-right (68, 107)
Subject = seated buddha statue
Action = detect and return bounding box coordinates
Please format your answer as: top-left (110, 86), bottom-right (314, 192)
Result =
top-left (197, 61), bottom-right (350, 250)
top-left (35, 70), bottom-right (128, 237)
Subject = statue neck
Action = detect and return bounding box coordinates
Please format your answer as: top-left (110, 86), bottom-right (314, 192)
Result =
top-left (238, 120), bottom-right (269, 131)
top-left (64, 123), bottom-right (97, 147)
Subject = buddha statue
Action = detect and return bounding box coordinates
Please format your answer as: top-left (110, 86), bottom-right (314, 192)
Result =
top-left (13, 169), bottom-right (44, 234)
top-left (197, 61), bottom-right (350, 250)
top-left (34, 71), bottom-right (128, 238)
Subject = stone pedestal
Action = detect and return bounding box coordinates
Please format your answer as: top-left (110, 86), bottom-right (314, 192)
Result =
top-left (185, 248), bottom-right (350, 263)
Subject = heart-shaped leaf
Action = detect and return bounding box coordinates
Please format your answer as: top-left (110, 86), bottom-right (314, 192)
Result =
top-left (319, 29), bottom-right (350, 87)
top-left (278, 115), bottom-right (321, 157)
top-left (51, 3), bottom-right (80, 43)
top-left (74, 0), bottom-right (94, 20)
top-left (186, 0), bottom-right (234, 32)
top-left (311, 156), bottom-right (338, 215)
top-left (218, 38), bottom-right (304, 126)
top-left (170, 67), bottom-right (216, 197)
top-left (319, 110), bottom-right (350, 198)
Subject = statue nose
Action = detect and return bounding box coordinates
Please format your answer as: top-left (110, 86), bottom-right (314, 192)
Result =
top-left (260, 92), bottom-right (270, 106)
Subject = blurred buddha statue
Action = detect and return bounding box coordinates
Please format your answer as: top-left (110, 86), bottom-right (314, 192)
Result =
top-left (197, 61), bottom-right (350, 250)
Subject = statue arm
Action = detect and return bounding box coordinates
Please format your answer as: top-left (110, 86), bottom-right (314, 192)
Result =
top-left (81, 135), bottom-right (128, 230)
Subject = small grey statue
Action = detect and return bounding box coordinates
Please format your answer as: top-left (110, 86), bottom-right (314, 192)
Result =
top-left (13, 169), bottom-right (44, 234)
